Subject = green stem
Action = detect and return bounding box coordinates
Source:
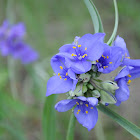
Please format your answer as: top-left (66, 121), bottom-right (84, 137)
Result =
top-left (7, 57), bottom-right (18, 99)
top-left (97, 104), bottom-right (140, 139)
top-left (95, 113), bottom-right (105, 140)
top-left (107, 0), bottom-right (119, 45)
top-left (66, 113), bottom-right (76, 140)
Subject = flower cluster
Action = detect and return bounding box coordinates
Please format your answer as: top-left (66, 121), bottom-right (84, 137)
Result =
top-left (0, 21), bottom-right (39, 64)
top-left (46, 33), bottom-right (140, 130)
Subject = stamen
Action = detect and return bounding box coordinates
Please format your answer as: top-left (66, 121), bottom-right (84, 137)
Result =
top-left (76, 102), bottom-right (79, 105)
top-left (106, 66), bottom-right (108, 68)
top-left (96, 60), bottom-right (99, 63)
top-left (127, 79), bottom-right (131, 84)
top-left (109, 62), bottom-right (112, 64)
top-left (64, 78), bottom-right (67, 80)
top-left (78, 45), bottom-right (81, 47)
top-left (85, 47), bottom-right (87, 50)
top-left (85, 111), bottom-right (88, 114)
top-left (85, 104), bottom-right (88, 107)
top-left (77, 109), bottom-right (81, 114)
top-left (58, 73), bottom-right (60, 76)
top-left (60, 76), bottom-right (62, 79)
top-left (73, 46), bottom-right (76, 49)
top-left (128, 74), bottom-right (131, 77)
top-left (60, 66), bottom-right (63, 69)
top-left (91, 107), bottom-right (93, 109)
top-left (107, 56), bottom-right (109, 59)
top-left (66, 72), bottom-right (68, 76)
top-left (103, 66), bottom-right (106, 69)
top-left (102, 55), bottom-right (106, 59)
top-left (125, 57), bottom-right (130, 59)
top-left (71, 53), bottom-right (77, 56)
top-left (82, 54), bottom-right (87, 58)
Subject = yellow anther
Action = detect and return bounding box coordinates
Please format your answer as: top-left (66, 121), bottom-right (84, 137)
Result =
top-left (91, 107), bottom-right (93, 109)
top-left (85, 104), bottom-right (88, 107)
top-left (66, 72), bottom-right (68, 76)
top-left (64, 78), bottom-right (67, 80)
top-left (71, 53), bottom-right (77, 56)
top-left (103, 66), bottom-right (106, 69)
top-left (58, 73), bottom-right (60, 76)
top-left (73, 46), bottom-right (76, 49)
top-left (60, 76), bottom-right (62, 79)
top-left (102, 55), bottom-right (106, 59)
top-left (85, 47), bottom-right (87, 50)
top-left (85, 111), bottom-right (88, 114)
top-left (82, 54), bottom-right (87, 58)
top-left (127, 79), bottom-right (131, 84)
top-left (125, 57), bottom-right (130, 59)
top-left (96, 60), bottom-right (99, 63)
top-left (60, 66), bottom-right (63, 69)
top-left (76, 102), bottom-right (79, 105)
top-left (107, 56), bottom-right (109, 59)
top-left (106, 66), bottom-right (108, 68)
top-left (78, 45), bottom-right (81, 47)
top-left (128, 74), bottom-right (131, 77)
top-left (109, 62), bottom-right (113, 64)
top-left (77, 109), bottom-right (81, 114)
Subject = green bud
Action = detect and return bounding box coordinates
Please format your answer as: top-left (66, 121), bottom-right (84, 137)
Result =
top-left (82, 85), bottom-right (87, 94)
top-left (100, 80), bottom-right (119, 94)
top-left (100, 90), bottom-right (117, 105)
top-left (87, 83), bottom-right (94, 90)
top-left (79, 73), bottom-right (91, 83)
top-left (91, 90), bottom-right (100, 98)
top-left (69, 83), bottom-right (83, 96)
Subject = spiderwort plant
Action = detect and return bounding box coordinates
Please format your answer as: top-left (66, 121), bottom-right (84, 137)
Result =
top-left (46, 0), bottom-right (140, 139)
top-left (0, 20), bottom-right (39, 64)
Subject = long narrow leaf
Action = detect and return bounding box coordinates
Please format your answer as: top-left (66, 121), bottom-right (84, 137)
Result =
top-left (42, 95), bottom-right (57, 140)
top-left (97, 104), bottom-right (140, 139)
top-left (89, 0), bottom-right (104, 33)
top-left (107, 0), bottom-right (119, 45)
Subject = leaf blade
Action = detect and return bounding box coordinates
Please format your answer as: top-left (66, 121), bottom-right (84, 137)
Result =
top-left (97, 104), bottom-right (140, 139)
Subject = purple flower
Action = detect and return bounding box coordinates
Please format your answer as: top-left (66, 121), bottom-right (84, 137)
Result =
top-left (115, 65), bottom-right (140, 106)
top-left (96, 37), bottom-right (125, 73)
top-left (55, 96), bottom-right (98, 131)
top-left (59, 33), bottom-right (106, 74)
top-left (0, 20), bottom-right (39, 64)
top-left (46, 54), bottom-right (77, 96)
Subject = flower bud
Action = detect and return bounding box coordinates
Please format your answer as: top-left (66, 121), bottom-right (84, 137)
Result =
top-left (100, 80), bottom-right (119, 93)
top-left (79, 73), bottom-right (91, 83)
top-left (69, 83), bottom-right (83, 96)
top-left (82, 85), bottom-right (87, 94)
top-left (91, 90), bottom-right (100, 98)
top-left (87, 83), bottom-right (94, 90)
top-left (100, 90), bottom-right (117, 105)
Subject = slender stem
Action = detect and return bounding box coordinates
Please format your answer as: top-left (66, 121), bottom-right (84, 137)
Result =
top-left (97, 104), bottom-right (140, 139)
top-left (66, 113), bottom-right (76, 140)
top-left (107, 0), bottom-right (119, 45)
top-left (95, 113), bottom-right (105, 140)
top-left (7, 57), bottom-right (18, 99)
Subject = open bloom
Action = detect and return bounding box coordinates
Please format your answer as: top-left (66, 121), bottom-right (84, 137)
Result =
top-left (0, 20), bottom-right (39, 64)
top-left (59, 33), bottom-right (106, 74)
top-left (46, 54), bottom-right (77, 96)
top-left (55, 96), bottom-right (98, 131)
top-left (96, 37), bottom-right (125, 73)
top-left (115, 65), bottom-right (140, 106)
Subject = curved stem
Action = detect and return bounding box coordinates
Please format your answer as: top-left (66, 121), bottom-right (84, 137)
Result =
top-left (107, 0), bottom-right (119, 45)
top-left (66, 113), bottom-right (76, 140)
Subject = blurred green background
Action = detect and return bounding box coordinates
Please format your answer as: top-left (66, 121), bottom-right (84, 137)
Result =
top-left (0, 0), bottom-right (140, 140)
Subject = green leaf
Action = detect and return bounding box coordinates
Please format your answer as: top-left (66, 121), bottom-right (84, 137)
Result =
top-left (97, 104), bottom-right (140, 139)
top-left (42, 95), bottom-right (57, 140)
top-left (107, 0), bottom-right (119, 45)
top-left (66, 113), bottom-right (76, 140)
top-left (83, 0), bottom-right (104, 33)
